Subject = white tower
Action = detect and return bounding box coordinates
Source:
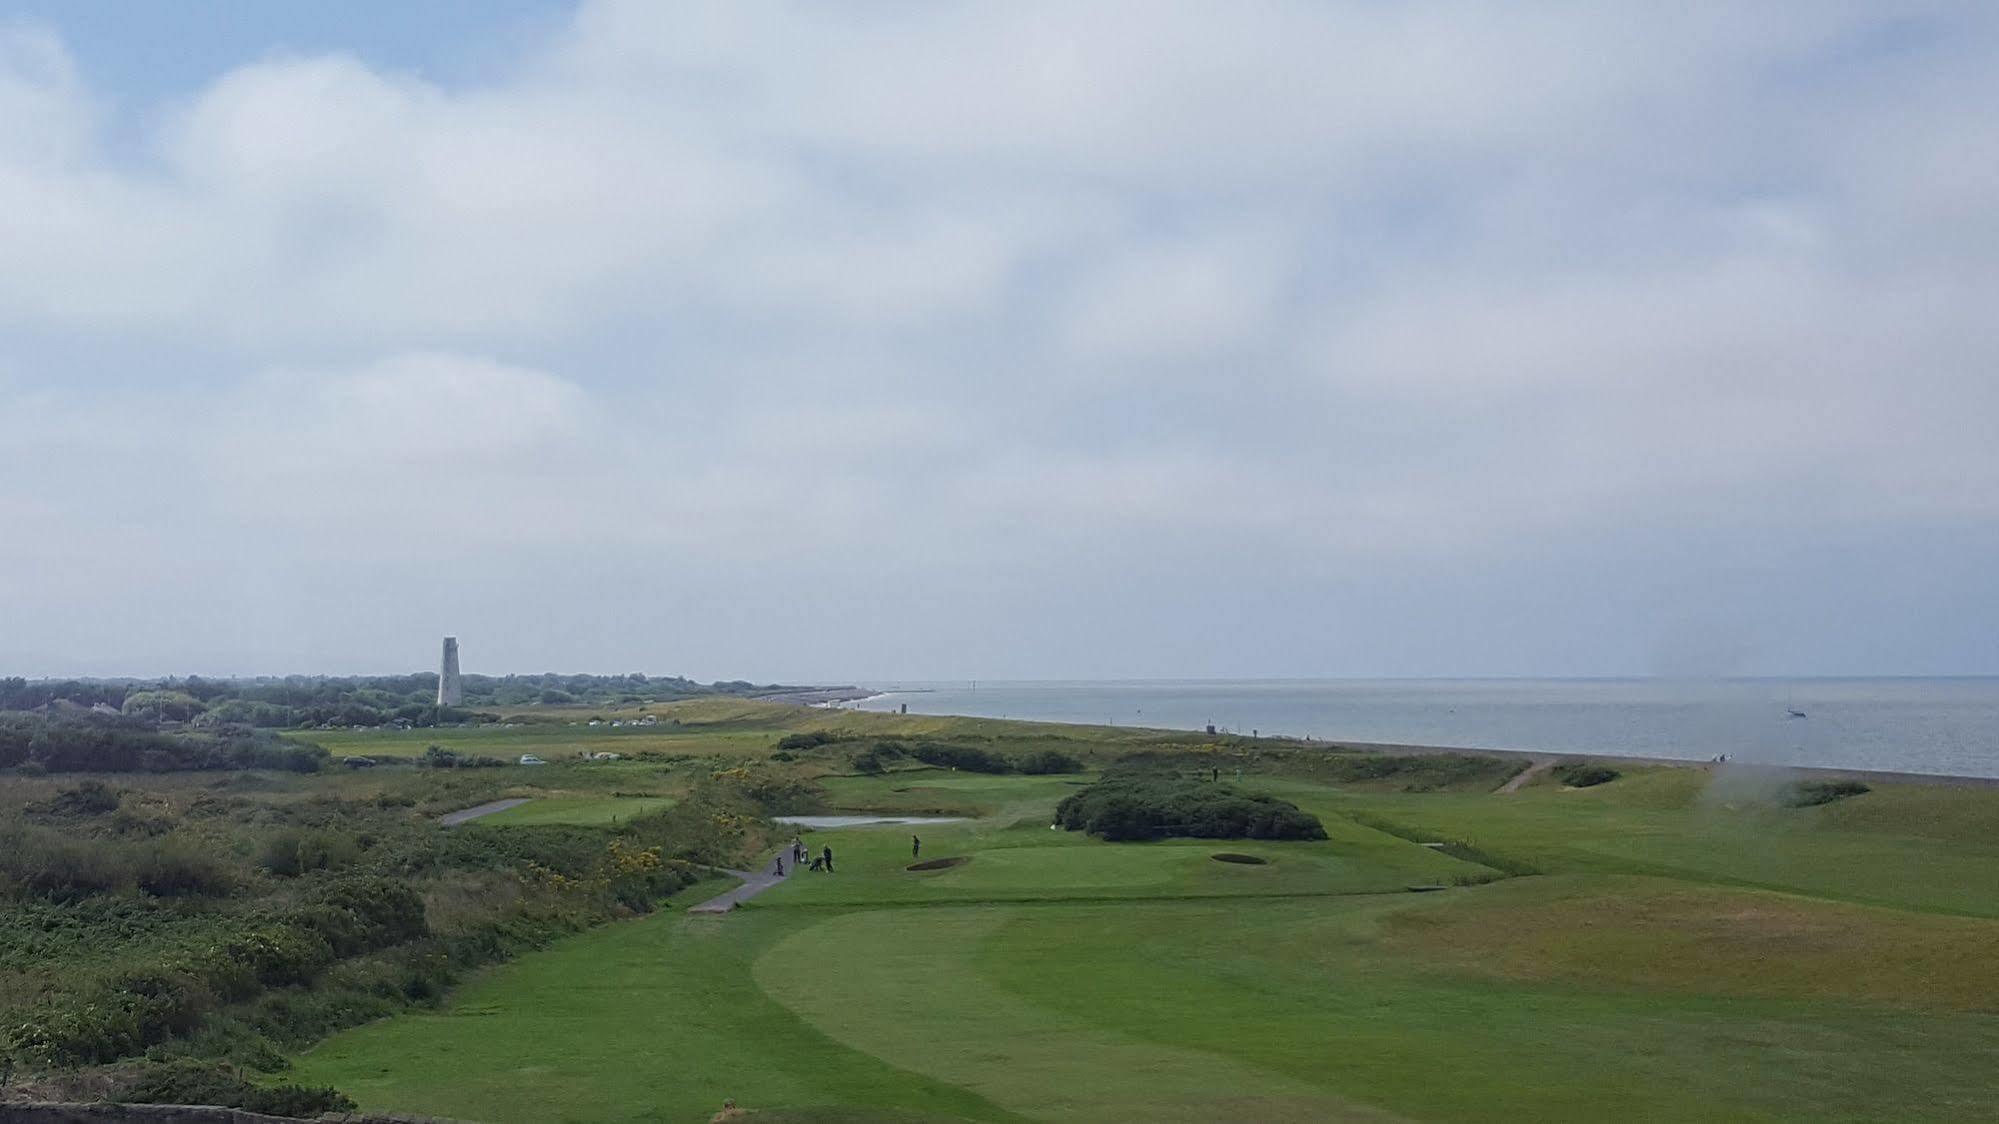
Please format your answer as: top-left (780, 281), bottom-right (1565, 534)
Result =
top-left (438, 637), bottom-right (462, 706)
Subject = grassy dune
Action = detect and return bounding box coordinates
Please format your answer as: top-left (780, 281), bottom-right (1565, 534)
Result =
top-left (301, 697), bottom-right (1190, 760)
top-left (293, 745), bottom-right (1999, 1122)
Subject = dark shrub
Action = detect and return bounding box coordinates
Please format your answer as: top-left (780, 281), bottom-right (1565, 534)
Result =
top-left (1553, 761), bottom-right (1620, 788)
top-left (292, 875), bottom-right (428, 956)
top-left (126, 1058), bottom-right (356, 1116)
top-left (776, 730), bottom-right (842, 751)
top-left (910, 741), bottom-right (1014, 774)
top-left (0, 827), bottom-right (132, 900)
top-left (850, 740), bottom-right (906, 774)
top-left (261, 828), bottom-right (363, 877)
top-left (1055, 775), bottom-right (1327, 842)
top-left (12, 966), bottom-right (215, 1065)
top-left (28, 779), bottom-right (124, 816)
top-left (134, 837), bottom-right (237, 896)
top-left (1016, 749), bottom-right (1084, 775)
top-left (1786, 779), bottom-right (1871, 807)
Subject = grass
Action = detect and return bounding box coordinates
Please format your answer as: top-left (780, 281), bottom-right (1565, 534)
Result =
top-left (300, 698), bottom-right (1203, 760)
top-left (290, 760), bottom-right (1999, 1121)
top-left (293, 881), bottom-right (1005, 1124)
top-left (475, 796), bottom-right (677, 826)
top-left (1246, 768), bottom-right (1999, 917)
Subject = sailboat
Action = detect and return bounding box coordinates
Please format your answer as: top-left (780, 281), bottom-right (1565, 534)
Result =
top-left (1785, 686), bottom-right (1807, 719)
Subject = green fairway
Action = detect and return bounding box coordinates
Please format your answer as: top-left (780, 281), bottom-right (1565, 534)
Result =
top-left (292, 765), bottom-right (1999, 1121)
top-left (475, 795), bottom-right (677, 825)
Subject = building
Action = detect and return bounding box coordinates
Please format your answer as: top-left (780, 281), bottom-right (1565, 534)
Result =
top-left (437, 637), bottom-right (462, 706)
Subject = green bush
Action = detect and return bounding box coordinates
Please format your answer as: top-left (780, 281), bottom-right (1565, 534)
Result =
top-left (910, 741), bottom-right (1014, 774)
top-left (292, 875), bottom-right (429, 957)
top-left (850, 740), bottom-right (906, 774)
top-left (1016, 749), bottom-right (1084, 774)
top-left (1553, 761), bottom-right (1620, 788)
top-left (35, 779), bottom-right (124, 815)
top-left (125, 1058), bottom-right (356, 1116)
top-left (776, 730), bottom-right (843, 751)
top-left (0, 826), bottom-right (133, 901)
top-left (133, 837), bottom-right (237, 897)
top-left (1055, 775), bottom-right (1327, 842)
top-left (260, 828), bottom-right (363, 877)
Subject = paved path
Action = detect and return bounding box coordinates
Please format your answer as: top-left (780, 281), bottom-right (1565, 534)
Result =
top-left (688, 852), bottom-right (809, 914)
top-left (1495, 758), bottom-right (1555, 795)
top-left (437, 798), bottom-right (532, 826)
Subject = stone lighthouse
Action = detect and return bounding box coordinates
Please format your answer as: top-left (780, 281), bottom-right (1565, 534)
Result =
top-left (437, 637), bottom-right (463, 706)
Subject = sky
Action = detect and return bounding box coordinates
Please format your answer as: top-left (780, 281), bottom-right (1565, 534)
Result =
top-left (1, 1), bottom-right (1996, 682)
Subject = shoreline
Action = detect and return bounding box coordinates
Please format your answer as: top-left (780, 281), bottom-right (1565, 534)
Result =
top-left (844, 695), bottom-right (1999, 787)
top-left (1310, 737), bottom-right (1999, 789)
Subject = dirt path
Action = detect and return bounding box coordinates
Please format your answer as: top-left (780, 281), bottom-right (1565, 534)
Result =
top-left (1495, 758), bottom-right (1554, 795)
top-left (436, 798), bottom-right (531, 826)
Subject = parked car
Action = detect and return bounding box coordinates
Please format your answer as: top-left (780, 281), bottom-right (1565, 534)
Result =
top-left (342, 756), bottom-right (376, 769)
top-left (519, 754), bottom-right (548, 766)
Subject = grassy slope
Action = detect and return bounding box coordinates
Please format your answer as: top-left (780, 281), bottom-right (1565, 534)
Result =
top-left (1255, 768), bottom-right (1999, 917)
top-left (293, 747), bottom-right (1999, 1122)
top-left (301, 698), bottom-right (1203, 759)
top-left (475, 795), bottom-right (677, 826)
top-left (295, 883), bottom-right (1009, 1124)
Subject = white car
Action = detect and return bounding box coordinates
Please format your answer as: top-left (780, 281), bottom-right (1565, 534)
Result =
top-left (519, 754), bottom-right (548, 766)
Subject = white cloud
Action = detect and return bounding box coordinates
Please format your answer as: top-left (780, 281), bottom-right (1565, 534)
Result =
top-left (1061, 233), bottom-right (1290, 362)
top-left (2, 2), bottom-right (1998, 676)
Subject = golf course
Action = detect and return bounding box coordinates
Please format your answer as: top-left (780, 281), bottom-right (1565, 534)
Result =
top-left (288, 727), bottom-right (1999, 1122)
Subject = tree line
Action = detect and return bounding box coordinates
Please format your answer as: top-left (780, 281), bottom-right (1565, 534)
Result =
top-left (0, 672), bottom-right (819, 730)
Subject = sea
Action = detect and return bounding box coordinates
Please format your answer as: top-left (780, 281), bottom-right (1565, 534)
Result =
top-left (846, 678), bottom-right (1999, 780)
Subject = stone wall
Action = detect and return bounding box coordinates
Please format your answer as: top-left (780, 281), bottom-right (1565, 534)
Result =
top-left (0, 1104), bottom-right (463, 1124)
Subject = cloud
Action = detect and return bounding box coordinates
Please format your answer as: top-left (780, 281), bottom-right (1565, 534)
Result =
top-left (223, 352), bottom-right (589, 469)
top-left (1060, 233), bottom-right (1290, 363)
top-left (1, 2), bottom-right (1997, 677)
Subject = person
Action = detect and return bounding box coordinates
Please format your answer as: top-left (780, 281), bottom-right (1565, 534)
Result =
top-left (823, 844), bottom-right (835, 873)
top-left (912, 834), bottom-right (921, 859)
top-left (773, 855), bottom-right (784, 877)
top-left (792, 838), bottom-right (805, 865)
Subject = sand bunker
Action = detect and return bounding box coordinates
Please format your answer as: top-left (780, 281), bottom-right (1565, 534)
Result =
top-left (906, 856), bottom-right (972, 871)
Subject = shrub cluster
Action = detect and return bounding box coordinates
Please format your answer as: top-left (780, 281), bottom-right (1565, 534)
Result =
top-left (1055, 775), bottom-right (1328, 842)
top-left (125, 1058), bottom-right (355, 1117)
top-left (0, 713), bottom-right (327, 775)
top-left (1553, 761), bottom-right (1620, 788)
top-left (775, 730), bottom-right (846, 752)
top-left (0, 827), bottom-right (238, 903)
top-left (849, 739), bottom-right (1083, 777)
top-left (1, 671), bottom-right (827, 728)
top-left (6, 874), bottom-right (427, 1066)
top-left (1016, 748), bottom-right (1085, 774)
top-left (417, 744), bottom-right (505, 769)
